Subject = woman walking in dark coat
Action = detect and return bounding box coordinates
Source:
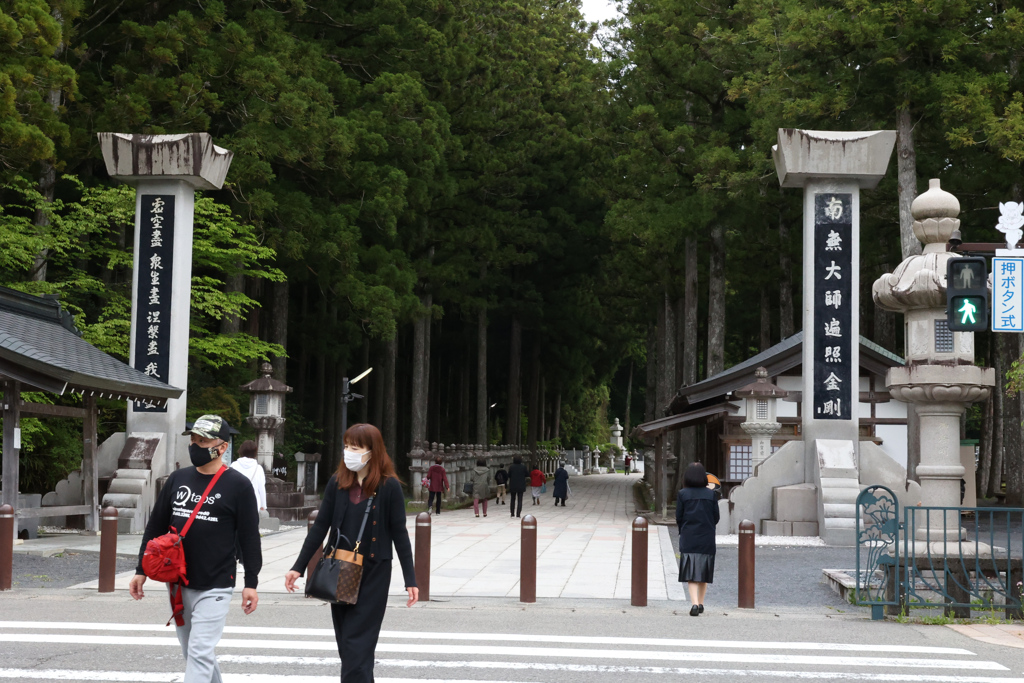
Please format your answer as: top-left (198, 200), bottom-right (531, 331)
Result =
top-left (284, 423), bottom-right (418, 682)
top-left (676, 462), bottom-right (719, 617)
top-left (552, 463), bottom-right (569, 506)
top-left (506, 456), bottom-right (528, 518)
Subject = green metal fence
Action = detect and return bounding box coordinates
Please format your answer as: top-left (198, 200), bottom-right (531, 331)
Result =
top-left (856, 486), bottom-right (1024, 620)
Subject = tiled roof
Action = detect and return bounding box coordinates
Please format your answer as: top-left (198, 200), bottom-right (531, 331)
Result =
top-left (0, 288), bottom-right (182, 403)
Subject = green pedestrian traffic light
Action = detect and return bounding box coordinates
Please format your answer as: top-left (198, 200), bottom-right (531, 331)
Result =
top-left (946, 257), bottom-right (989, 332)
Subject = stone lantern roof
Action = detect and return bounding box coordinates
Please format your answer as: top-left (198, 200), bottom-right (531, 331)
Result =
top-left (239, 361), bottom-right (293, 394)
top-left (733, 367), bottom-right (788, 399)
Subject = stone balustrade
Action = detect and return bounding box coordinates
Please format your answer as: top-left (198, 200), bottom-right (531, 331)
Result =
top-left (407, 441), bottom-right (568, 501)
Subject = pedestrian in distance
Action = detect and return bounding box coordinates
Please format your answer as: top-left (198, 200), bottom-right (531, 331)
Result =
top-left (285, 423), bottom-right (418, 683)
top-left (230, 439), bottom-right (266, 513)
top-left (507, 456), bottom-right (528, 517)
top-left (624, 454), bottom-right (631, 475)
top-left (529, 464), bottom-right (546, 505)
top-left (425, 456), bottom-right (449, 515)
top-left (552, 462), bottom-right (569, 506)
top-left (471, 458), bottom-right (492, 517)
top-left (130, 415), bottom-right (262, 683)
top-left (676, 461), bottom-right (720, 617)
top-left (493, 464), bottom-right (509, 505)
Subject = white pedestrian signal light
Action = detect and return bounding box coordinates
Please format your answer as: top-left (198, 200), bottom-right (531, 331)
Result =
top-left (958, 299), bottom-right (977, 325)
top-left (946, 258), bottom-right (988, 332)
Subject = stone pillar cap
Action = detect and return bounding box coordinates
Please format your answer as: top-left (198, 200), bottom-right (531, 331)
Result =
top-left (773, 128), bottom-right (896, 189)
top-left (911, 179), bottom-right (960, 221)
top-left (98, 133), bottom-right (234, 190)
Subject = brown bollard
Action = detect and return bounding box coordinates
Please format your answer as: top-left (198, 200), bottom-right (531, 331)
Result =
top-left (414, 512), bottom-right (431, 601)
top-left (520, 514), bottom-right (537, 603)
top-left (98, 507), bottom-right (119, 593)
top-left (305, 510), bottom-right (322, 584)
top-left (631, 516), bottom-right (648, 607)
top-left (738, 519), bottom-right (755, 609)
top-left (0, 504), bottom-right (13, 591)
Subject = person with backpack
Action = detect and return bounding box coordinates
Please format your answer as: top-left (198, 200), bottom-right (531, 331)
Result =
top-left (129, 415), bottom-right (262, 683)
top-left (493, 464), bottom-right (508, 505)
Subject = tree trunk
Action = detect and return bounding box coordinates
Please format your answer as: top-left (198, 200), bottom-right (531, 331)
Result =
top-left (779, 206), bottom-right (795, 340)
top-left (896, 108), bottom-right (923, 260)
top-left (990, 336), bottom-right (1005, 498)
top-left (707, 225), bottom-right (726, 377)
top-left (552, 388), bottom-right (562, 440)
top-left (539, 375), bottom-right (546, 443)
top-left (1006, 334), bottom-right (1024, 505)
top-left (460, 355), bottom-right (471, 444)
top-left (221, 271), bottom-right (245, 335)
top-left (906, 406), bottom-right (920, 485)
top-left (360, 338), bottom-right (370, 424)
top-left (476, 292), bottom-right (488, 445)
top-left (29, 8), bottom-right (63, 283)
top-left (410, 296), bottom-right (430, 446)
top-left (526, 340), bottom-right (541, 457)
top-left (657, 287), bottom-right (676, 418)
top-left (759, 288), bottom-right (771, 352)
top-left (645, 325), bottom-right (657, 423)
top-left (269, 280), bottom-right (289, 381)
top-left (979, 392), bottom-right (994, 499)
top-left (372, 341), bottom-right (384, 428)
top-left (269, 280), bottom-right (289, 446)
top-left (873, 289), bottom-right (896, 353)
top-left (680, 239), bottom-right (699, 483)
top-left (623, 361), bottom-right (634, 438)
top-left (323, 358), bottom-right (336, 469)
top-left (504, 317), bottom-right (522, 444)
top-left (383, 335), bottom-right (398, 459)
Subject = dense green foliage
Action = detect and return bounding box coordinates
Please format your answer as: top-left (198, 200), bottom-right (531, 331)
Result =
top-left (3, 0), bottom-right (1024, 494)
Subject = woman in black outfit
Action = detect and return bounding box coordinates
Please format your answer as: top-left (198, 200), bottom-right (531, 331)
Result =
top-left (285, 423), bottom-right (418, 681)
top-left (676, 462), bottom-right (719, 617)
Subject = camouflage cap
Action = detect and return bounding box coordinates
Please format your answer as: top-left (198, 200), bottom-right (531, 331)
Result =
top-left (182, 414), bottom-right (232, 441)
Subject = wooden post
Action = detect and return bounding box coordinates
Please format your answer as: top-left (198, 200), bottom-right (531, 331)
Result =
top-left (631, 517), bottom-right (648, 606)
top-left (520, 514), bottom-right (537, 603)
top-left (0, 504), bottom-right (13, 590)
top-left (82, 395), bottom-right (99, 533)
top-left (654, 434), bottom-right (664, 518)
top-left (98, 507), bottom-right (119, 592)
top-left (738, 519), bottom-right (756, 609)
top-left (2, 381), bottom-right (20, 526)
top-left (414, 512), bottom-right (431, 601)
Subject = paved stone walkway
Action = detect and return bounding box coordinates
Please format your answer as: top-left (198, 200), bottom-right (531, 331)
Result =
top-left (56, 472), bottom-right (685, 601)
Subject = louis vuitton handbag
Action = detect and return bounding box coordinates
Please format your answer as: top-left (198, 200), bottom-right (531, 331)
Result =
top-left (305, 495), bottom-right (375, 605)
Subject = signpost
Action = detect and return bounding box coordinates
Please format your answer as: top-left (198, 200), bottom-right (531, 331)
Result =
top-left (993, 257), bottom-right (1024, 333)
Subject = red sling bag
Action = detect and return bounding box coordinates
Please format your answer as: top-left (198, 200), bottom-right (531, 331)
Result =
top-left (142, 466), bottom-right (227, 625)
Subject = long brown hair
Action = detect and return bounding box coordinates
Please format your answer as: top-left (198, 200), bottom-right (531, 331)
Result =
top-left (335, 423), bottom-right (396, 496)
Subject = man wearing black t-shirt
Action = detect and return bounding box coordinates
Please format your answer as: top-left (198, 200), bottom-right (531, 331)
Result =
top-left (130, 414), bottom-right (262, 683)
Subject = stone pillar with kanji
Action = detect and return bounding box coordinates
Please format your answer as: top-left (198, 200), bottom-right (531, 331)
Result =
top-left (99, 133), bottom-right (233, 479)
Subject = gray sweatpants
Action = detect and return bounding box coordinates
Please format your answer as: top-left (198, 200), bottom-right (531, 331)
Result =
top-left (176, 586), bottom-right (233, 683)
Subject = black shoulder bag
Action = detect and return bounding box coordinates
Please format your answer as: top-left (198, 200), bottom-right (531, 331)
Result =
top-left (305, 494), bottom-right (375, 605)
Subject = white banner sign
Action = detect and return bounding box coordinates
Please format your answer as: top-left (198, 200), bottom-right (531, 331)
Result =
top-left (993, 257), bottom-right (1024, 332)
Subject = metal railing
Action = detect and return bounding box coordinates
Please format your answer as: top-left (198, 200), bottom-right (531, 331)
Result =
top-left (855, 486), bottom-right (1024, 620)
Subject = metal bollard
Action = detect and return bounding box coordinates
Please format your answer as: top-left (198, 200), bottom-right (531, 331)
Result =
top-left (0, 504), bottom-right (12, 591)
top-left (520, 514), bottom-right (537, 603)
top-left (305, 510), bottom-right (322, 585)
top-left (631, 516), bottom-right (648, 607)
top-left (738, 519), bottom-right (755, 609)
top-left (98, 507), bottom-right (119, 593)
top-left (414, 511), bottom-right (431, 601)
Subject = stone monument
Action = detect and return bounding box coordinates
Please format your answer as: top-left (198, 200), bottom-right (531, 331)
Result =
top-left (774, 128), bottom-right (896, 545)
top-left (873, 179), bottom-right (994, 546)
top-left (99, 133), bottom-right (233, 478)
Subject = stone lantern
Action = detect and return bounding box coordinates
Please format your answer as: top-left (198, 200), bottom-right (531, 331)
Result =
top-left (611, 418), bottom-right (624, 450)
top-left (240, 362), bottom-right (293, 473)
top-left (873, 179), bottom-right (994, 547)
top-left (734, 367), bottom-right (788, 469)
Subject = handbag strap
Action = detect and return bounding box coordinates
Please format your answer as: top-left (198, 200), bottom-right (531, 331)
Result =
top-left (180, 466), bottom-right (227, 538)
top-left (352, 495), bottom-right (375, 555)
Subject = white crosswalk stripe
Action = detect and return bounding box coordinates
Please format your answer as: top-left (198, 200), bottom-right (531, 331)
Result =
top-left (1, 620), bottom-right (1021, 682)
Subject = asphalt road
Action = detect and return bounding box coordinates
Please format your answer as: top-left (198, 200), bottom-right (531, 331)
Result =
top-left (3, 587), bottom-right (1024, 682)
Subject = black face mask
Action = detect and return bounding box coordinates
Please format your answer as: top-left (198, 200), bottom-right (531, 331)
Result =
top-left (189, 442), bottom-right (220, 468)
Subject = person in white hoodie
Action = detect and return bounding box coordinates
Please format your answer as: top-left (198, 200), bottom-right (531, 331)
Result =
top-left (231, 440), bottom-right (267, 513)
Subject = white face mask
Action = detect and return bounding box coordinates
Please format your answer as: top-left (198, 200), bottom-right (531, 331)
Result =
top-left (344, 448), bottom-right (370, 472)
